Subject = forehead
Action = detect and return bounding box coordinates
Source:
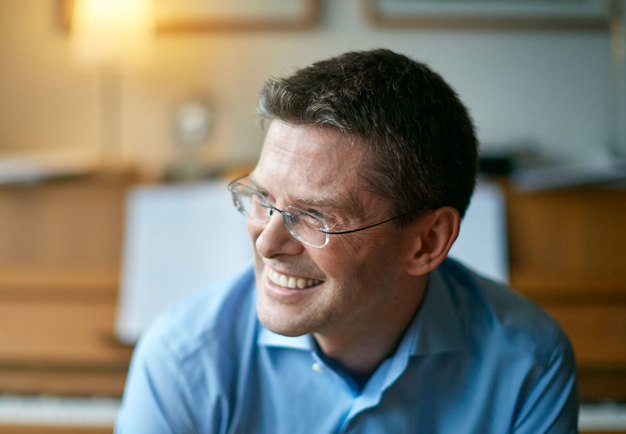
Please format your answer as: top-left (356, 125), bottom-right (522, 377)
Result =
top-left (251, 120), bottom-right (366, 200)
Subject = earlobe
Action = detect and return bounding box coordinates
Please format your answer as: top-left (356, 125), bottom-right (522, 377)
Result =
top-left (404, 207), bottom-right (460, 276)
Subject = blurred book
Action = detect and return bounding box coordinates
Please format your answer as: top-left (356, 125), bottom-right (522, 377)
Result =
top-left (0, 148), bottom-right (97, 184)
top-left (512, 157), bottom-right (626, 191)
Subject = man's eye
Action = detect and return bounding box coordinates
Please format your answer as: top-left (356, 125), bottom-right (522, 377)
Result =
top-left (317, 212), bottom-right (343, 229)
top-left (309, 209), bottom-right (340, 225)
top-left (306, 209), bottom-right (325, 219)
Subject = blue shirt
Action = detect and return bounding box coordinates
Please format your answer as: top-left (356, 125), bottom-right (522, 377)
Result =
top-left (115, 258), bottom-right (578, 433)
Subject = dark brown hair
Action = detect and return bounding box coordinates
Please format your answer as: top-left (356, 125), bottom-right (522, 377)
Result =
top-left (258, 49), bottom-right (478, 220)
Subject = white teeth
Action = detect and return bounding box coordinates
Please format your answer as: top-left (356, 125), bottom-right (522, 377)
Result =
top-left (266, 267), bottom-right (321, 289)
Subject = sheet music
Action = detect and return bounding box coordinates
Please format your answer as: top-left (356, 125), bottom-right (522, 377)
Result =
top-left (116, 181), bottom-right (252, 343)
top-left (449, 180), bottom-right (509, 283)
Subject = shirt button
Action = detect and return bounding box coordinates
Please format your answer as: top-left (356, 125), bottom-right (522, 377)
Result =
top-left (312, 362), bottom-right (323, 372)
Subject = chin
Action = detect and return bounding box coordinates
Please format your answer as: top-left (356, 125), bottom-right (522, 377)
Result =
top-left (258, 315), bottom-right (308, 337)
top-left (256, 300), bottom-right (311, 338)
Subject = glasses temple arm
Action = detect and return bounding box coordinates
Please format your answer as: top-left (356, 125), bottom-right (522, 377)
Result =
top-left (320, 209), bottom-right (420, 235)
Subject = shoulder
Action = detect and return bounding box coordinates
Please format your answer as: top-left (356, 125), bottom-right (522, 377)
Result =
top-left (423, 258), bottom-right (578, 432)
top-left (117, 266), bottom-right (257, 432)
top-left (438, 258), bottom-right (572, 362)
top-left (138, 265), bottom-right (257, 366)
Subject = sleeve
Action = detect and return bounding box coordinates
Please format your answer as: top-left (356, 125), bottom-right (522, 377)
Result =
top-left (513, 333), bottom-right (579, 434)
top-left (114, 325), bottom-right (196, 434)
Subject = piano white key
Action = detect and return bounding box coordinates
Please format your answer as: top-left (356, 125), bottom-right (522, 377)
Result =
top-left (0, 395), bottom-right (120, 426)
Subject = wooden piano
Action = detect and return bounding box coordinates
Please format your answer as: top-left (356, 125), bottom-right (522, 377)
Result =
top-left (0, 174), bottom-right (624, 433)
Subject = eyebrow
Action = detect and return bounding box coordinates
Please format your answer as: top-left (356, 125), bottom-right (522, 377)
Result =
top-left (294, 194), bottom-right (341, 209)
top-left (247, 173), bottom-right (364, 217)
top-left (249, 174), bottom-right (336, 207)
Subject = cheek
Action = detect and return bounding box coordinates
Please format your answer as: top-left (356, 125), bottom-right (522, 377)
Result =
top-left (311, 237), bottom-right (368, 278)
top-left (318, 231), bottom-right (399, 278)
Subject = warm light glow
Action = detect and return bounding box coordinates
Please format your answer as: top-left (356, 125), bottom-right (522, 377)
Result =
top-left (71, 0), bottom-right (154, 68)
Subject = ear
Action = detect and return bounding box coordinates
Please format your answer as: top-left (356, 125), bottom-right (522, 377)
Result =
top-left (402, 206), bottom-right (460, 276)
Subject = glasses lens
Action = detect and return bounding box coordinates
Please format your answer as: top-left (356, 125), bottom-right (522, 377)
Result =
top-left (231, 184), bottom-right (267, 220)
top-left (228, 180), bottom-right (330, 248)
top-left (284, 206), bottom-right (329, 248)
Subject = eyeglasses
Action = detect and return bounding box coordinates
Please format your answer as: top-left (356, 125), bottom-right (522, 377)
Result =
top-left (227, 175), bottom-right (418, 248)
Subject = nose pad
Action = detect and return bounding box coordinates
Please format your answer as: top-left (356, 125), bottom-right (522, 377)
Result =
top-left (253, 210), bottom-right (304, 258)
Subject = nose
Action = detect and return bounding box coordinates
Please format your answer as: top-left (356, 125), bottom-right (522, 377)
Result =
top-left (248, 211), bottom-right (304, 259)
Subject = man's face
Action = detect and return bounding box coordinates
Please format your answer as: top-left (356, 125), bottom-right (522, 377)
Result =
top-left (247, 120), bottom-right (411, 342)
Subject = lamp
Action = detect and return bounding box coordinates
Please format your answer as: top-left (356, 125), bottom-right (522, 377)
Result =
top-left (70, 0), bottom-right (155, 171)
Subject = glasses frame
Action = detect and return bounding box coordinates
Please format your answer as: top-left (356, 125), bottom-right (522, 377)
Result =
top-left (227, 175), bottom-right (419, 248)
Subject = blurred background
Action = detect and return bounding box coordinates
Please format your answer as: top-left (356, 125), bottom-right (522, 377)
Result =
top-left (0, 0), bottom-right (622, 173)
top-left (0, 1), bottom-right (625, 432)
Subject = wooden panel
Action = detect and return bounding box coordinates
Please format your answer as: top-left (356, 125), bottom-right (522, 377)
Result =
top-left (0, 175), bottom-right (129, 276)
top-left (0, 368), bottom-right (127, 397)
top-left (543, 303), bottom-right (626, 366)
top-left (0, 175), bottom-right (136, 397)
top-left (0, 426), bottom-right (112, 434)
top-left (578, 368), bottom-right (626, 402)
top-left (0, 267), bottom-right (117, 298)
top-left (0, 292), bottom-right (132, 396)
top-left (506, 185), bottom-right (626, 402)
top-left (0, 298), bottom-right (131, 364)
top-left (544, 302), bottom-right (626, 401)
top-left (582, 432), bottom-right (626, 434)
top-left (507, 187), bottom-right (626, 301)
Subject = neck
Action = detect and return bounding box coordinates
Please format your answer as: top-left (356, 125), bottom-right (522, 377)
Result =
top-left (313, 275), bottom-right (428, 377)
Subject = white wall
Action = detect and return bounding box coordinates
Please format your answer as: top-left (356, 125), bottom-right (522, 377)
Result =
top-left (115, 0), bottom-right (617, 170)
top-left (0, 1), bottom-right (615, 174)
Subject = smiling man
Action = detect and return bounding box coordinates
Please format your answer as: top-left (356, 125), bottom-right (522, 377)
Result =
top-left (116, 49), bottom-right (578, 433)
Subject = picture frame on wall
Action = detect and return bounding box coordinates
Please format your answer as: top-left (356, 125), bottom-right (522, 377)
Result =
top-left (59, 0), bottom-right (321, 33)
top-left (363, 0), bottom-right (608, 30)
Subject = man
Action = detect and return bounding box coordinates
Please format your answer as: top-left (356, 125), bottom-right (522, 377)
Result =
top-left (116, 49), bottom-right (578, 433)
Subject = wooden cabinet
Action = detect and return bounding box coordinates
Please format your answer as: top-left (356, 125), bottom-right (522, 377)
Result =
top-left (0, 175), bottom-right (135, 397)
top-left (0, 176), bottom-right (624, 407)
top-left (506, 185), bottom-right (626, 401)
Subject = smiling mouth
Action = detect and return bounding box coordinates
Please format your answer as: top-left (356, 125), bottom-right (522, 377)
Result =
top-left (266, 267), bottom-right (323, 289)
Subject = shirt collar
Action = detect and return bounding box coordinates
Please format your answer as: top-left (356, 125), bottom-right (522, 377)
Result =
top-left (405, 263), bottom-right (468, 356)
top-left (257, 324), bottom-right (313, 350)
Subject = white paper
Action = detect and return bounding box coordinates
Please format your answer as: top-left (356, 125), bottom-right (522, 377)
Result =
top-left (115, 181), bottom-right (252, 343)
top-left (449, 181), bottom-right (509, 283)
